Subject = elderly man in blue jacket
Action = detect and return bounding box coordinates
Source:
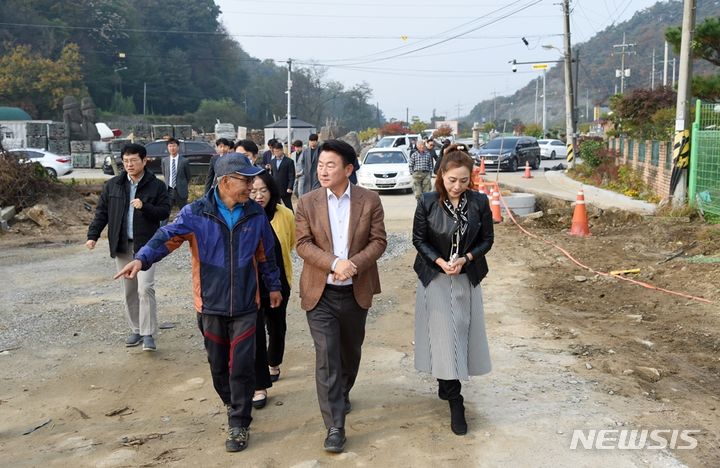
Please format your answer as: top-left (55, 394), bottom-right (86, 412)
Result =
top-left (115, 154), bottom-right (282, 454)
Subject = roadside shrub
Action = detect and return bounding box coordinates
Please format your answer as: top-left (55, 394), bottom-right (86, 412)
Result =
top-left (578, 139), bottom-right (606, 168)
top-left (0, 151), bottom-right (70, 208)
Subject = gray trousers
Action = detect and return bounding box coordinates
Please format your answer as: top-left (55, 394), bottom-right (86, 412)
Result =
top-left (114, 242), bottom-right (157, 336)
top-left (306, 284), bottom-right (368, 429)
top-left (412, 171), bottom-right (432, 199)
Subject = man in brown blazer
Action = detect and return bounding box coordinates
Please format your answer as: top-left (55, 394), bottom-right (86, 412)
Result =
top-left (295, 139), bottom-right (387, 453)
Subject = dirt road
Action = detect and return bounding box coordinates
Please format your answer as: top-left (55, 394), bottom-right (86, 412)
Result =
top-left (1, 191), bottom-right (718, 467)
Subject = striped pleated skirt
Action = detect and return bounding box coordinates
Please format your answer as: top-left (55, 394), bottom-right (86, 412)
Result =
top-left (414, 273), bottom-right (492, 380)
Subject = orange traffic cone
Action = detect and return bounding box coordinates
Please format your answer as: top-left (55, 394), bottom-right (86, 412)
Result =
top-left (479, 158), bottom-right (486, 175)
top-left (569, 188), bottom-right (591, 237)
top-left (491, 190), bottom-right (503, 223)
top-left (472, 165), bottom-right (483, 188)
top-left (522, 160), bottom-right (533, 178)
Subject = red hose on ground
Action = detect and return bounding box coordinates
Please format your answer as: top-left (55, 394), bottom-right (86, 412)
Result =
top-left (497, 194), bottom-right (714, 305)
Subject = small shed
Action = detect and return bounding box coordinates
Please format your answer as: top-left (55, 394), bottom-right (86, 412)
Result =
top-left (264, 117), bottom-right (316, 146)
top-left (0, 108), bottom-right (52, 149)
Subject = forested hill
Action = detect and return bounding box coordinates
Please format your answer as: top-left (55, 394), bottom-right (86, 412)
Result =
top-left (465, 0), bottom-right (720, 128)
top-left (0, 0), bottom-right (382, 130)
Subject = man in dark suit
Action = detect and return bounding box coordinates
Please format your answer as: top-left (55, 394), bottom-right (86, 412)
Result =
top-left (301, 133), bottom-right (321, 194)
top-left (204, 137), bottom-right (233, 194)
top-left (270, 141), bottom-right (296, 211)
top-left (161, 138), bottom-right (191, 216)
top-left (295, 139), bottom-right (387, 453)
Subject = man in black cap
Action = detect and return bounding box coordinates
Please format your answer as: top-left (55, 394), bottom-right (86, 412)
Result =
top-left (115, 153), bottom-right (282, 454)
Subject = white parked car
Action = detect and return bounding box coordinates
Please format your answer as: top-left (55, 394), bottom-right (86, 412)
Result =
top-left (374, 134), bottom-right (420, 152)
top-left (356, 148), bottom-right (412, 193)
top-left (8, 148), bottom-right (73, 177)
top-left (537, 139), bottom-right (567, 160)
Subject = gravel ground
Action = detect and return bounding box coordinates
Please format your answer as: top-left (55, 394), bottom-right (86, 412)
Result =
top-left (0, 231), bottom-right (412, 352)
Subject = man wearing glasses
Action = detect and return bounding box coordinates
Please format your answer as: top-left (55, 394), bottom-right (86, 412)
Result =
top-left (115, 153), bottom-right (282, 454)
top-left (86, 144), bottom-right (171, 352)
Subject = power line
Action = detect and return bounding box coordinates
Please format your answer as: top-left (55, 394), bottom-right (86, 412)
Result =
top-left (220, 10), bottom-right (558, 20)
top-left (0, 22), bottom-right (547, 41)
top-left (297, 0), bottom-right (544, 67)
top-left (299, 0), bottom-right (542, 64)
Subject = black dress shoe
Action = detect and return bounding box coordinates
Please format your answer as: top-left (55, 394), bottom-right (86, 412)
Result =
top-left (324, 426), bottom-right (346, 453)
top-left (344, 399), bottom-right (352, 415)
top-left (449, 396), bottom-right (467, 435)
top-left (225, 426), bottom-right (249, 452)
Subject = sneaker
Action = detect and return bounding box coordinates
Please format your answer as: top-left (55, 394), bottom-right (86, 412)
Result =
top-left (142, 335), bottom-right (156, 352)
top-left (125, 333), bottom-right (142, 347)
top-left (225, 426), bottom-right (249, 452)
top-left (323, 426), bottom-right (346, 453)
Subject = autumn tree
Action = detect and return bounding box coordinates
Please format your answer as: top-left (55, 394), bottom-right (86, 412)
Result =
top-left (666, 16), bottom-right (720, 100)
top-left (0, 44), bottom-right (85, 118)
top-left (609, 87), bottom-right (677, 139)
top-left (380, 122), bottom-right (409, 136)
top-left (432, 125), bottom-right (453, 138)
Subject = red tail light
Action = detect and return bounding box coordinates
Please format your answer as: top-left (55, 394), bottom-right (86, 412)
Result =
top-left (56, 158), bottom-right (71, 163)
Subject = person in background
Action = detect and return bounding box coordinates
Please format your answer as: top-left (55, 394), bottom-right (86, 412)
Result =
top-left (262, 138), bottom-right (277, 168)
top-left (301, 133), bottom-right (321, 194)
top-left (412, 144), bottom-right (494, 436)
top-left (292, 139), bottom-right (305, 198)
top-left (270, 141), bottom-right (296, 211)
top-left (161, 138), bottom-right (192, 221)
top-left (205, 137), bottom-right (234, 193)
top-left (249, 172), bottom-right (296, 408)
top-left (408, 140), bottom-right (432, 200)
top-left (86, 144), bottom-right (171, 351)
top-left (114, 154), bottom-right (282, 453)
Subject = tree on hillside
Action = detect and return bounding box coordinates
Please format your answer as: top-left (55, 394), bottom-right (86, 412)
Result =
top-left (0, 44), bottom-right (85, 118)
top-left (666, 16), bottom-right (720, 100)
top-left (380, 122), bottom-right (409, 136)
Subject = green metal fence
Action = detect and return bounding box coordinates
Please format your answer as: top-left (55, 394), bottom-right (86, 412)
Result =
top-left (690, 100), bottom-right (720, 216)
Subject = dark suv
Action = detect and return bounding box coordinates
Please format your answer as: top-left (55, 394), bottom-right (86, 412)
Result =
top-left (474, 136), bottom-right (541, 172)
top-left (103, 140), bottom-right (215, 181)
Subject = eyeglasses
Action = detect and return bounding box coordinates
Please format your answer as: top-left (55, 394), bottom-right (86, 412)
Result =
top-left (122, 159), bottom-right (143, 165)
top-left (249, 188), bottom-right (269, 196)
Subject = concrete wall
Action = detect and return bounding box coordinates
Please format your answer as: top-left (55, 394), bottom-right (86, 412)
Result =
top-left (608, 137), bottom-right (673, 197)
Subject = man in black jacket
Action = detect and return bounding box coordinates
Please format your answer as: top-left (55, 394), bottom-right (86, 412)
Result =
top-left (86, 144), bottom-right (171, 351)
top-left (269, 141), bottom-right (296, 211)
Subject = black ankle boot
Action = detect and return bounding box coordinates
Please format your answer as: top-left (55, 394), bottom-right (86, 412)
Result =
top-left (449, 396), bottom-right (467, 435)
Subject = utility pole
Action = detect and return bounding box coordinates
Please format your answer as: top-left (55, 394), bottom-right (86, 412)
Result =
top-left (491, 91), bottom-right (498, 123)
top-left (663, 41), bottom-right (669, 86)
top-left (562, 0), bottom-right (576, 167)
top-left (612, 33), bottom-right (636, 94)
top-left (671, 0), bottom-right (696, 206)
top-left (406, 107), bottom-right (409, 126)
top-left (542, 70), bottom-right (547, 137)
top-left (585, 89), bottom-right (589, 121)
top-left (651, 48), bottom-right (656, 88)
top-left (534, 76), bottom-right (539, 124)
top-left (286, 59), bottom-right (292, 148)
top-left (672, 58), bottom-right (677, 87)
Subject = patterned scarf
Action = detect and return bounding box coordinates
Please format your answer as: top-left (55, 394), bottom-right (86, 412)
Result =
top-left (442, 191), bottom-right (469, 258)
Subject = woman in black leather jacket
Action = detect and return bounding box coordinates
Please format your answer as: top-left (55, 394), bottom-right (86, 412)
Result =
top-left (412, 145), bottom-right (494, 436)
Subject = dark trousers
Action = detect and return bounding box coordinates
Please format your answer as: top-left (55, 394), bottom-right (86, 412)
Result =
top-left (196, 313), bottom-right (256, 428)
top-left (437, 379), bottom-right (462, 401)
top-left (280, 193), bottom-right (293, 212)
top-left (168, 187), bottom-right (188, 209)
top-left (262, 294), bottom-right (289, 367)
top-left (306, 284), bottom-right (368, 429)
top-left (254, 307), bottom-right (272, 391)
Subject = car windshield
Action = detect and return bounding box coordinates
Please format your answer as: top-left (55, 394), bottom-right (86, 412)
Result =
top-left (364, 151), bottom-right (406, 164)
top-left (483, 138), bottom-right (518, 150)
top-left (376, 137), bottom-right (395, 148)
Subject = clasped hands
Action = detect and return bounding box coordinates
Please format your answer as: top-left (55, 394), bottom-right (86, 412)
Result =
top-left (436, 255), bottom-right (467, 276)
top-left (333, 258), bottom-right (357, 281)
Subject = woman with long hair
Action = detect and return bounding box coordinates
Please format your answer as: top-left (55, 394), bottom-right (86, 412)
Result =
top-left (412, 144), bottom-right (494, 435)
top-left (249, 171), bottom-right (295, 408)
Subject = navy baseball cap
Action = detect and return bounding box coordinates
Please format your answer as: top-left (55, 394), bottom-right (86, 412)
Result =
top-left (214, 153), bottom-right (264, 177)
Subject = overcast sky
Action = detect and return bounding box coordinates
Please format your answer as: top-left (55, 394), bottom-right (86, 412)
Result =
top-left (216, 0), bottom-right (666, 123)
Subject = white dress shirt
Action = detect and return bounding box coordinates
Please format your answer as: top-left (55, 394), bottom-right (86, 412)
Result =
top-left (326, 183), bottom-right (352, 285)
